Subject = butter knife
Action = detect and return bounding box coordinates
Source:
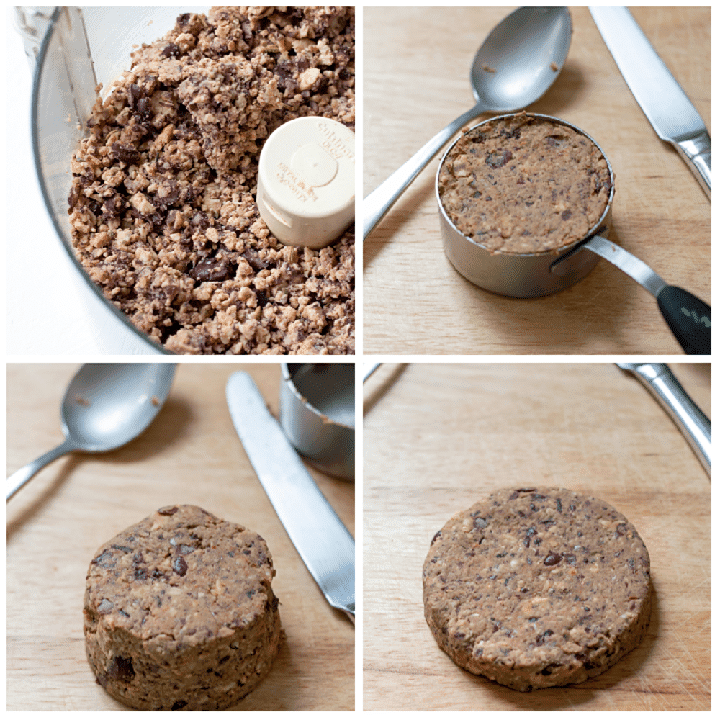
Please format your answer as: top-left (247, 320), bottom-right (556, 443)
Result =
top-left (589, 7), bottom-right (710, 197)
top-left (616, 363), bottom-right (710, 476)
top-left (226, 372), bottom-right (355, 622)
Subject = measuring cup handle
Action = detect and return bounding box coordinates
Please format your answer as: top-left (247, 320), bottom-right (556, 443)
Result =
top-left (656, 286), bottom-right (711, 355)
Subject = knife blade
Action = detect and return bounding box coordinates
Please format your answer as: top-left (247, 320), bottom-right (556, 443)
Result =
top-left (226, 372), bottom-right (355, 622)
top-left (616, 363), bottom-right (710, 476)
top-left (589, 6), bottom-right (710, 197)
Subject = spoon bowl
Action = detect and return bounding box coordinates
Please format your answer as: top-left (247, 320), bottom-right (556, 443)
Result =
top-left (62, 363), bottom-right (176, 451)
top-left (364, 6), bottom-right (572, 239)
top-left (471, 7), bottom-right (572, 110)
top-left (7, 363), bottom-right (177, 501)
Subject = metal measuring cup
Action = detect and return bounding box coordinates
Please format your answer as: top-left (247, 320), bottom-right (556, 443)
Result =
top-left (437, 112), bottom-right (614, 298)
top-left (280, 364), bottom-right (355, 481)
top-left (436, 112), bottom-right (710, 353)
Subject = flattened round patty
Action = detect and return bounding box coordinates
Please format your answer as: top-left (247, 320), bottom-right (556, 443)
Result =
top-left (84, 505), bottom-right (281, 710)
top-left (423, 487), bottom-right (651, 691)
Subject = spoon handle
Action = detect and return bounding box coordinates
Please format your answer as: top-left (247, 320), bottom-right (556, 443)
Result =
top-left (6, 439), bottom-right (77, 502)
top-left (363, 363), bottom-right (381, 382)
top-left (363, 102), bottom-right (486, 239)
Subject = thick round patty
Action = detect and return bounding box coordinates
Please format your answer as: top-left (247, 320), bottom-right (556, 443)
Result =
top-left (84, 505), bottom-right (281, 709)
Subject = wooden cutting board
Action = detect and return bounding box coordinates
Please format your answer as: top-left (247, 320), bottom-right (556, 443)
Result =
top-left (363, 363), bottom-right (710, 710)
top-left (363, 7), bottom-right (710, 354)
top-left (6, 363), bottom-right (354, 711)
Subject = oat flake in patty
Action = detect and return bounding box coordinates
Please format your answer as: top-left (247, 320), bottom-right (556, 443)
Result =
top-left (68, 7), bottom-right (354, 354)
top-left (423, 487), bottom-right (651, 691)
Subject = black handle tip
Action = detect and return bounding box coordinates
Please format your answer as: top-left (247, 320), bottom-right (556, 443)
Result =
top-left (657, 285), bottom-right (711, 355)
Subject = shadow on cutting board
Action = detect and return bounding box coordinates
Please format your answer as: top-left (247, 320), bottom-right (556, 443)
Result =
top-left (363, 364), bottom-right (409, 418)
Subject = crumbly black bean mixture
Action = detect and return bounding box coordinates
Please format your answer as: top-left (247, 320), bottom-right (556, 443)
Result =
top-left (69, 7), bottom-right (354, 354)
top-left (438, 113), bottom-right (611, 254)
top-left (423, 487), bottom-right (651, 691)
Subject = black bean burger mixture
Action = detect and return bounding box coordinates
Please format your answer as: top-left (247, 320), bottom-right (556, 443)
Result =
top-left (68, 7), bottom-right (354, 354)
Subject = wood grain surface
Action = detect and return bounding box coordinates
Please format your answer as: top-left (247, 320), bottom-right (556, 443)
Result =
top-left (6, 363), bottom-right (354, 711)
top-left (362, 362), bottom-right (710, 710)
top-left (363, 6), bottom-right (710, 354)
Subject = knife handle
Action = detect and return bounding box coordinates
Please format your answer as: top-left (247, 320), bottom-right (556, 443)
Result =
top-left (674, 131), bottom-right (711, 199)
top-left (656, 285), bottom-right (711, 355)
top-left (623, 363), bottom-right (711, 476)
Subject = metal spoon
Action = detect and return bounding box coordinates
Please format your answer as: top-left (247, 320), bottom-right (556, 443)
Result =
top-left (364, 6), bottom-right (572, 239)
top-left (6, 363), bottom-right (177, 502)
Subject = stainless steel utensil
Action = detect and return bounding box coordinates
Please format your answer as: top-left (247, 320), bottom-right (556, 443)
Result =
top-left (589, 6), bottom-right (710, 197)
top-left (7, 363), bottom-right (177, 501)
top-left (363, 363), bottom-right (381, 382)
top-left (226, 372), bottom-right (355, 622)
top-left (437, 112), bottom-right (711, 354)
top-left (280, 364), bottom-right (354, 481)
top-left (438, 114), bottom-right (612, 299)
top-left (616, 363), bottom-right (710, 475)
top-left (364, 6), bottom-right (572, 239)
top-left (562, 236), bottom-right (711, 355)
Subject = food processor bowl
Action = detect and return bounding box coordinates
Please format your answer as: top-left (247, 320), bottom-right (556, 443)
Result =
top-left (25, 6), bottom-right (207, 353)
